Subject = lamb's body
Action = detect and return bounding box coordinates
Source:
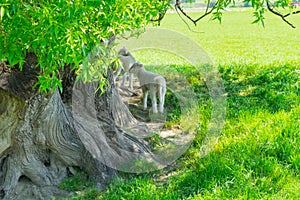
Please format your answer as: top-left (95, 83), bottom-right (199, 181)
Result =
top-left (116, 47), bottom-right (136, 90)
top-left (129, 63), bottom-right (166, 113)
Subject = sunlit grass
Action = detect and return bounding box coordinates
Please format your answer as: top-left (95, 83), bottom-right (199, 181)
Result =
top-left (159, 8), bottom-right (300, 66)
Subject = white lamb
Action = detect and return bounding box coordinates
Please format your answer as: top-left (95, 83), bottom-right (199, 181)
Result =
top-left (129, 62), bottom-right (166, 114)
top-left (116, 47), bottom-right (136, 90)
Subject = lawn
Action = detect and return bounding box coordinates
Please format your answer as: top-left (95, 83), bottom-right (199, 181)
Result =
top-left (59, 9), bottom-right (300, 199)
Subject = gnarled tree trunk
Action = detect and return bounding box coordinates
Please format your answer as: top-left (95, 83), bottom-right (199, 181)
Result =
top-left (0, 52), bottom-right (152, 199)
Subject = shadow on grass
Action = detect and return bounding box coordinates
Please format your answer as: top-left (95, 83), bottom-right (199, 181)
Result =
top-left (220, 64), bottom-right (300, 118)
top-left (61, 64), bottom-right (300, 200)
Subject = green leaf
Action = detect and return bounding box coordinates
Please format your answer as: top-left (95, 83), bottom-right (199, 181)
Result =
top-left (0, 6), bottom-right (5, 21)
top-left (0, 0), bottom-right (170, 92)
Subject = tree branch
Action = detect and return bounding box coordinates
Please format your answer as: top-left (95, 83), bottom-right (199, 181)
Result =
top-left (175, 0), bottom-right (218, 26)
top-left (266, 1), bottom-right (296, 28)
top-left (150, 5), bottom-right (169, 25)
top-left (283, 10), bottom-right (300, 18)
top-left (205, 0), bottom-right (210, 13)
top-left (175, 0), bottom-right (197, 26)
top-left (150, 9), bottom-right (167, 25)
top-left (174, 2), bottom-right (204, 33)
top-left (194, 2), bottom-right (217, 24)
top-left (174, 0), bottom-right (299, 28)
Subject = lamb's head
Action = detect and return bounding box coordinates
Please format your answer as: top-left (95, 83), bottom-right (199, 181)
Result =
top-left (129, 62), bottom-right (143, 74)
top-left (118, 47), bottom-right (129, 56)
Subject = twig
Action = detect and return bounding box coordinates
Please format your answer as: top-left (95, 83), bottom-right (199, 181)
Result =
top-left (206, 0), bottom-right (210, 13)
top-left (150, 6), bottom-right (169, 25)
top-left (266, 1), bottom-right (296, 28)
top-left (175, 0), bottom-right (197, 25)
top-left (174, 0), bottom-right (299, 28)
top-left (194, 4), bottom-right (216, 24)
top-left (175, 0), bottom-right (218, 25)
top-left (174, 4), bottom-right (204, 33)
top-left (283, 10), bottom-right (300, 18)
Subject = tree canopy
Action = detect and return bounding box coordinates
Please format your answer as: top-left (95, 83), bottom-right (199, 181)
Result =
top-left (0, 0), bottom-right (169, 92)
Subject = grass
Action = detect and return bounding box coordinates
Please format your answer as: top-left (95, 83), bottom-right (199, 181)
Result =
top-left (60, 9), bottom-right (300, 199)
top-left (59, 169), bottom-right (94, 192)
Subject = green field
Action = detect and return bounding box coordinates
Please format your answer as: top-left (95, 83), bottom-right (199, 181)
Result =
top-left (60, 10), bottom-right (300, 199)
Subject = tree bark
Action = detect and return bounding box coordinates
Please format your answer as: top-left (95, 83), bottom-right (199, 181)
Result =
top-left (0, 52), bottom-right (152, 199)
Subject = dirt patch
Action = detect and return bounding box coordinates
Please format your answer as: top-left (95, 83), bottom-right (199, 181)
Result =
top-left (116, 77), bottom-right (192, 148)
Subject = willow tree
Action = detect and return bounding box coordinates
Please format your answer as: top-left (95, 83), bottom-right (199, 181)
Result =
top-left (0, 0), bottom-right (299, 199)
top-left (0, 1), bottom-right (169, 199)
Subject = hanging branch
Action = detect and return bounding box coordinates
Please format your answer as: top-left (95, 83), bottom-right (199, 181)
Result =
top-left (194, 0), bottom-right (218, 24)
top-left (283, 10), bottom-right (300, 18)
top-left (175, 0), bottom-right (197, 26)
top-left (175, 0), bottom-right (218, 26)
top-left (174, 2), bottom-right (204, 33)
top-left (174, 0), bottom-right (299, 28)
top-left (151, 8), bottom-right (168, 25)
top-left (266, 1), bottom-right (296, 28)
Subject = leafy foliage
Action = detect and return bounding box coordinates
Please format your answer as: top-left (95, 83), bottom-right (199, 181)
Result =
top-left (0, 0), bottom-right (169, 92)
top-left (59, 170), bottom-right (94, 192)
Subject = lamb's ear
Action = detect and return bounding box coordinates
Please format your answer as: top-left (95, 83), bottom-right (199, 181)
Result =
top-left (134, 62), bottom-right (141, 68)
top-left (129, 63), bottom-right (137, 71)
top-left (118, 47), bottom-right (126, 54)
top-left (121, 47), bottom-right (128, 54)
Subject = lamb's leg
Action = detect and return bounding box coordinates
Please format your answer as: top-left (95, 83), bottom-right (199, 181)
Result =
top-left (158, 85), bottom-right (165, 113)
top-left (142, 88), bottom-right (148, 111)
top-left (163, 86), bottom-right (166, 112)
top-left (121, 72), bottom-right (127, 87)
top-left (114, 65), bottom-right (123, 83)
top-left (128, 72), bottom-right (133, 90)
top-left (150, 86), bottom-right (158, 113)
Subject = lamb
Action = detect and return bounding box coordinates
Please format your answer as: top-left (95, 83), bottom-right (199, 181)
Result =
top-left (129, 62), bottom-right (166, 114)
top-left (116, 47), bottom-right (136, 90)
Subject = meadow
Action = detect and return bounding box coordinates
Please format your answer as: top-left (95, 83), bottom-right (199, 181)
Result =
top-left (59, 9), bottom-right (300, 199)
